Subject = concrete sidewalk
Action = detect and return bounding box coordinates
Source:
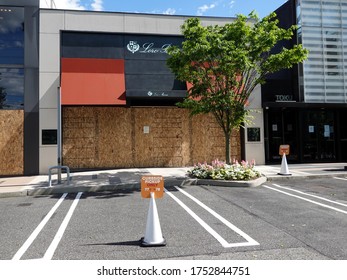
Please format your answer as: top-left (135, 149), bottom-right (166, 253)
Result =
top-left (0, 162), bottom-right (346, 198)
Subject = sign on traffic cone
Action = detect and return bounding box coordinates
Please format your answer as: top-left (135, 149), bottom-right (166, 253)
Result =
top-left (278, 153), bottom-right (291, 176)
top-left (140, 192), bottom-right (166, 247)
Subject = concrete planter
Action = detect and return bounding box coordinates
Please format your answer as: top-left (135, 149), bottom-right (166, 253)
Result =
top-left (184, 176), bottom-right (267, 188)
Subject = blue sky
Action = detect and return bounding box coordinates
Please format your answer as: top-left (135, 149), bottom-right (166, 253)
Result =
top-left (40, 0), bottom-right (288, 18)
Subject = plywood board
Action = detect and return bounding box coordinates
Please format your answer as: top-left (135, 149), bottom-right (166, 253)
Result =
top-left (62, 107), bottom-right (240, 170)
top-left (0, 110), bottom-right (24, 175)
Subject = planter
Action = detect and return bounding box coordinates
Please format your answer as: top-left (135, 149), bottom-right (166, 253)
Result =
top-left (185, 176), bottom-right (267, 188)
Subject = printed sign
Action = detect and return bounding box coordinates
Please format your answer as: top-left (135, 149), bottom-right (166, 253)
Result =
top-left (126, 41), bottom-right (172, 54)
top-left (141, 175), bottom-right (164, 198)
top-left (279, 145), bottom-right (290, 156)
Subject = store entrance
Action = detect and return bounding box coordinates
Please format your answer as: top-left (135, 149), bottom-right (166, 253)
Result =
top-left (265, 108), bottom-right (343, 163)
top-left (302, 110), bottom-right (335, 162)
top-left (265, 108), bottom-right (299, 163)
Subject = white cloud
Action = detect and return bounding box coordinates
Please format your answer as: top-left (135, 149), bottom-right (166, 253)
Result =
top-left (197, 3), bottom-right (216, 16)
top-left (229, 0), bottom-right (235, 9)
top-left (163, 8), bottom-right (176, 15)
top-left (91, 0), bottom-right (103, 11)
top-left (39, 0), bottom-right (86, 10)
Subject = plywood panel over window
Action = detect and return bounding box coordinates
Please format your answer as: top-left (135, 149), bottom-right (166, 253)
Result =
top-left (62, 107), bottom-right (241, 169)
top-left (0, 110), bottom-right (24, 175)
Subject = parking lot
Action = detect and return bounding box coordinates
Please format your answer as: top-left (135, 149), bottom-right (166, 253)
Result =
top-left (1, 176), bottom-right (346, 260)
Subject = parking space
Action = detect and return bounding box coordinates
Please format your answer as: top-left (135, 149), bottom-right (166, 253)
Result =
top-left (0, 194), bottom-right (71, 260)
top-left (1, 177), bottom-right (347, 260)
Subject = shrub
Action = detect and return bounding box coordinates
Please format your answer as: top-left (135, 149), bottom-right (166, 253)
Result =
top-left (188, 159), bottom-right (261, 181)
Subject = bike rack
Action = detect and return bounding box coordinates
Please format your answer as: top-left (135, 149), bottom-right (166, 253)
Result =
top-left (48, 165), bottom-right (70, 187)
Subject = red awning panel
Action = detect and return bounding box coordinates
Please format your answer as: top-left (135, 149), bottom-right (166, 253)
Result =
top-left (61, 58), bottom-right (126, 105)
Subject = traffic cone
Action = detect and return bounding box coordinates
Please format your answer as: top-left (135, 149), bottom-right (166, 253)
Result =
top-left (278, 153), bottom-right (291, 176)
top-left (140, 192), bottom-right (166, 247)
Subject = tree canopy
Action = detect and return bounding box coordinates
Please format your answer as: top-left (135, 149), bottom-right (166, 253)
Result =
top-left (167, 12), bottom-right (308, 163)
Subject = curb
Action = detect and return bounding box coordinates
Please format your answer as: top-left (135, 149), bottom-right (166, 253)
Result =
top-left (0, 190), bottom-right (28, 198)
top-left (184, 176), bottom-right (267, 187)
top-left (1, 173), bottom-right (346, 199)
top-left (24, 178), bottom-right (187, 197)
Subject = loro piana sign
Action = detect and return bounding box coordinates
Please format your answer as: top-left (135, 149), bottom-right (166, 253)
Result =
top-left (141, 175), bottom-right (164, 198)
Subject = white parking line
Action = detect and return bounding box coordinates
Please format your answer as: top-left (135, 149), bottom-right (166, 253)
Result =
top-left (43, 192), bottom-right (83, 260)
top-left (334, 177), bottom-right (347, 181)
top-left (165, 187), bottom-right (259, 248)
top-left (263, 185), bottom-right (347, 215)
top-left (272, 183), bottom-right (347, 208)
top-left (12, 193), bottom-right (68, 260)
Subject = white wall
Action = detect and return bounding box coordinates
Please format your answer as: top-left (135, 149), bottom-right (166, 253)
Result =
top-left (244, 85), bottom-right (265, 165)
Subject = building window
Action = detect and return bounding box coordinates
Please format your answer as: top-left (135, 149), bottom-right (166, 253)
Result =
top-left (0, 6), bottom-right (24, 109)
top-left (299, 0), bottom-right (347, 103)
top-left (42, 130), bottom-right (58, 145)
top-left (247, 127), bottom-right (261, 142)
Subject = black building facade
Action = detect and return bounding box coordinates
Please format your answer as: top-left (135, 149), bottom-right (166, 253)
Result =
top-left (262, 0), bottom-right (347, 163)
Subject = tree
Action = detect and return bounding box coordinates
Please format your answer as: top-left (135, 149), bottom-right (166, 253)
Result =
top-left (167, 12), bottom-right (308, 164)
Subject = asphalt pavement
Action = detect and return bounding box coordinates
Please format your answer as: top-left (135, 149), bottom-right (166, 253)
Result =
top-left (1, 163), bottom-right (347, 260)
top-left (0, 162), bottom-right (347, 198)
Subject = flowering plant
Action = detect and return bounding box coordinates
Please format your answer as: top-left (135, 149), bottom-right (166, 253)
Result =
top-left (188, 159), bottom-right (261, 181)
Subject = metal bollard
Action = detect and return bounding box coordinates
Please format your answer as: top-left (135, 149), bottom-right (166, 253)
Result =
top-left (48, 165), bottom-right (70, 187)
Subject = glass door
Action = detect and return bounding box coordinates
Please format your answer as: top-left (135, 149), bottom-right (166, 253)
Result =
top-left (302, 110), bottom-right (336, 161)
top-left (265, 109), bottom-right (299, 163)
top-left (338, 110), bottom-right (347, 161)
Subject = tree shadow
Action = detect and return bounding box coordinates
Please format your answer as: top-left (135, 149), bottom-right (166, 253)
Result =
top-left (30, 168), bottom-right (190, 200)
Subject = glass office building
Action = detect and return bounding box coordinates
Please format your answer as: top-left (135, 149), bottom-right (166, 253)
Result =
top-left (0, 0), bottom-right (39, 176)
top-left (0, 6), bottom-right (24, 109)
top-left (262, 0), bottom-right (347, 163)
top-left (298, 0), bottom-right (347, 103)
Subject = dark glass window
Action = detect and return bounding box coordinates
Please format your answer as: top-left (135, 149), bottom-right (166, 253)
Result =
top-left (0, 67), bottom-right (24, 109)
top-left (247, 127), bottom-right (261, 142)
top-left (0, 6), bottom-right (24, 109)
top-left (42, 130), bottom-right (58, 145)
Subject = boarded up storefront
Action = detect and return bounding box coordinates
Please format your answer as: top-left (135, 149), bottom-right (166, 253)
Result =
top-left (0, 110), bottom-right (24, 175)
top-left (62, 107), bottom-right (241, 169)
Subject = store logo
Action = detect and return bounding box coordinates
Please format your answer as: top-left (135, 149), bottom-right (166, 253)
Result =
top-left (275, 95), bottom-right (294, 101)
top-left (127, 41), bottom-right (172, 54)
top-left (127, 41), bottom-right (140, 53)
top-left (147, 91), bottom-right (169, 97)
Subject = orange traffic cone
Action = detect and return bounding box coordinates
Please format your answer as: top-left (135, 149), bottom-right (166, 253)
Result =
top-left (278, 153), bottom-right (291, 176)
top-left (140, 192), bottom-right (166, 247)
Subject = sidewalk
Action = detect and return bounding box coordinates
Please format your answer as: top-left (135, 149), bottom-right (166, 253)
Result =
top-left (0, 163), bottom-right (346, 198)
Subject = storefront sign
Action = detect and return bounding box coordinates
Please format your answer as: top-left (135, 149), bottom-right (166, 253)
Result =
top-left (126, 90), bottom-right (187, 99)
top-left (275, 95), bottom-right (294, 102)
top-left (141, 175), bottom-right (164, 198)
top-left (279, 145), bottom-right (290, 156)
top-left (147, 91), bottom-right (169, 97)
top-left (127, 41), bottom-right (172, 54)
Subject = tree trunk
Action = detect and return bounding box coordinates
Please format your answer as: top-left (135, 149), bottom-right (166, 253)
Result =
top-left (225, 131), bottom-right (231, 164)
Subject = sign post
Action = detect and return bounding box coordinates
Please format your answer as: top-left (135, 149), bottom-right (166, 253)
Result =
top-left (278, 145), bottom-right (291, 176)
top-left (140, 175), bottom-right (166, 247)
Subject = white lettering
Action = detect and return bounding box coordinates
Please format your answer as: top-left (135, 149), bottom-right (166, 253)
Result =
top-left (139, 42), bottom-right (172, 54)
top-left (275, 95), bottom-right (293, 101)
top-left (143, 177), bottom-right (162, 184)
